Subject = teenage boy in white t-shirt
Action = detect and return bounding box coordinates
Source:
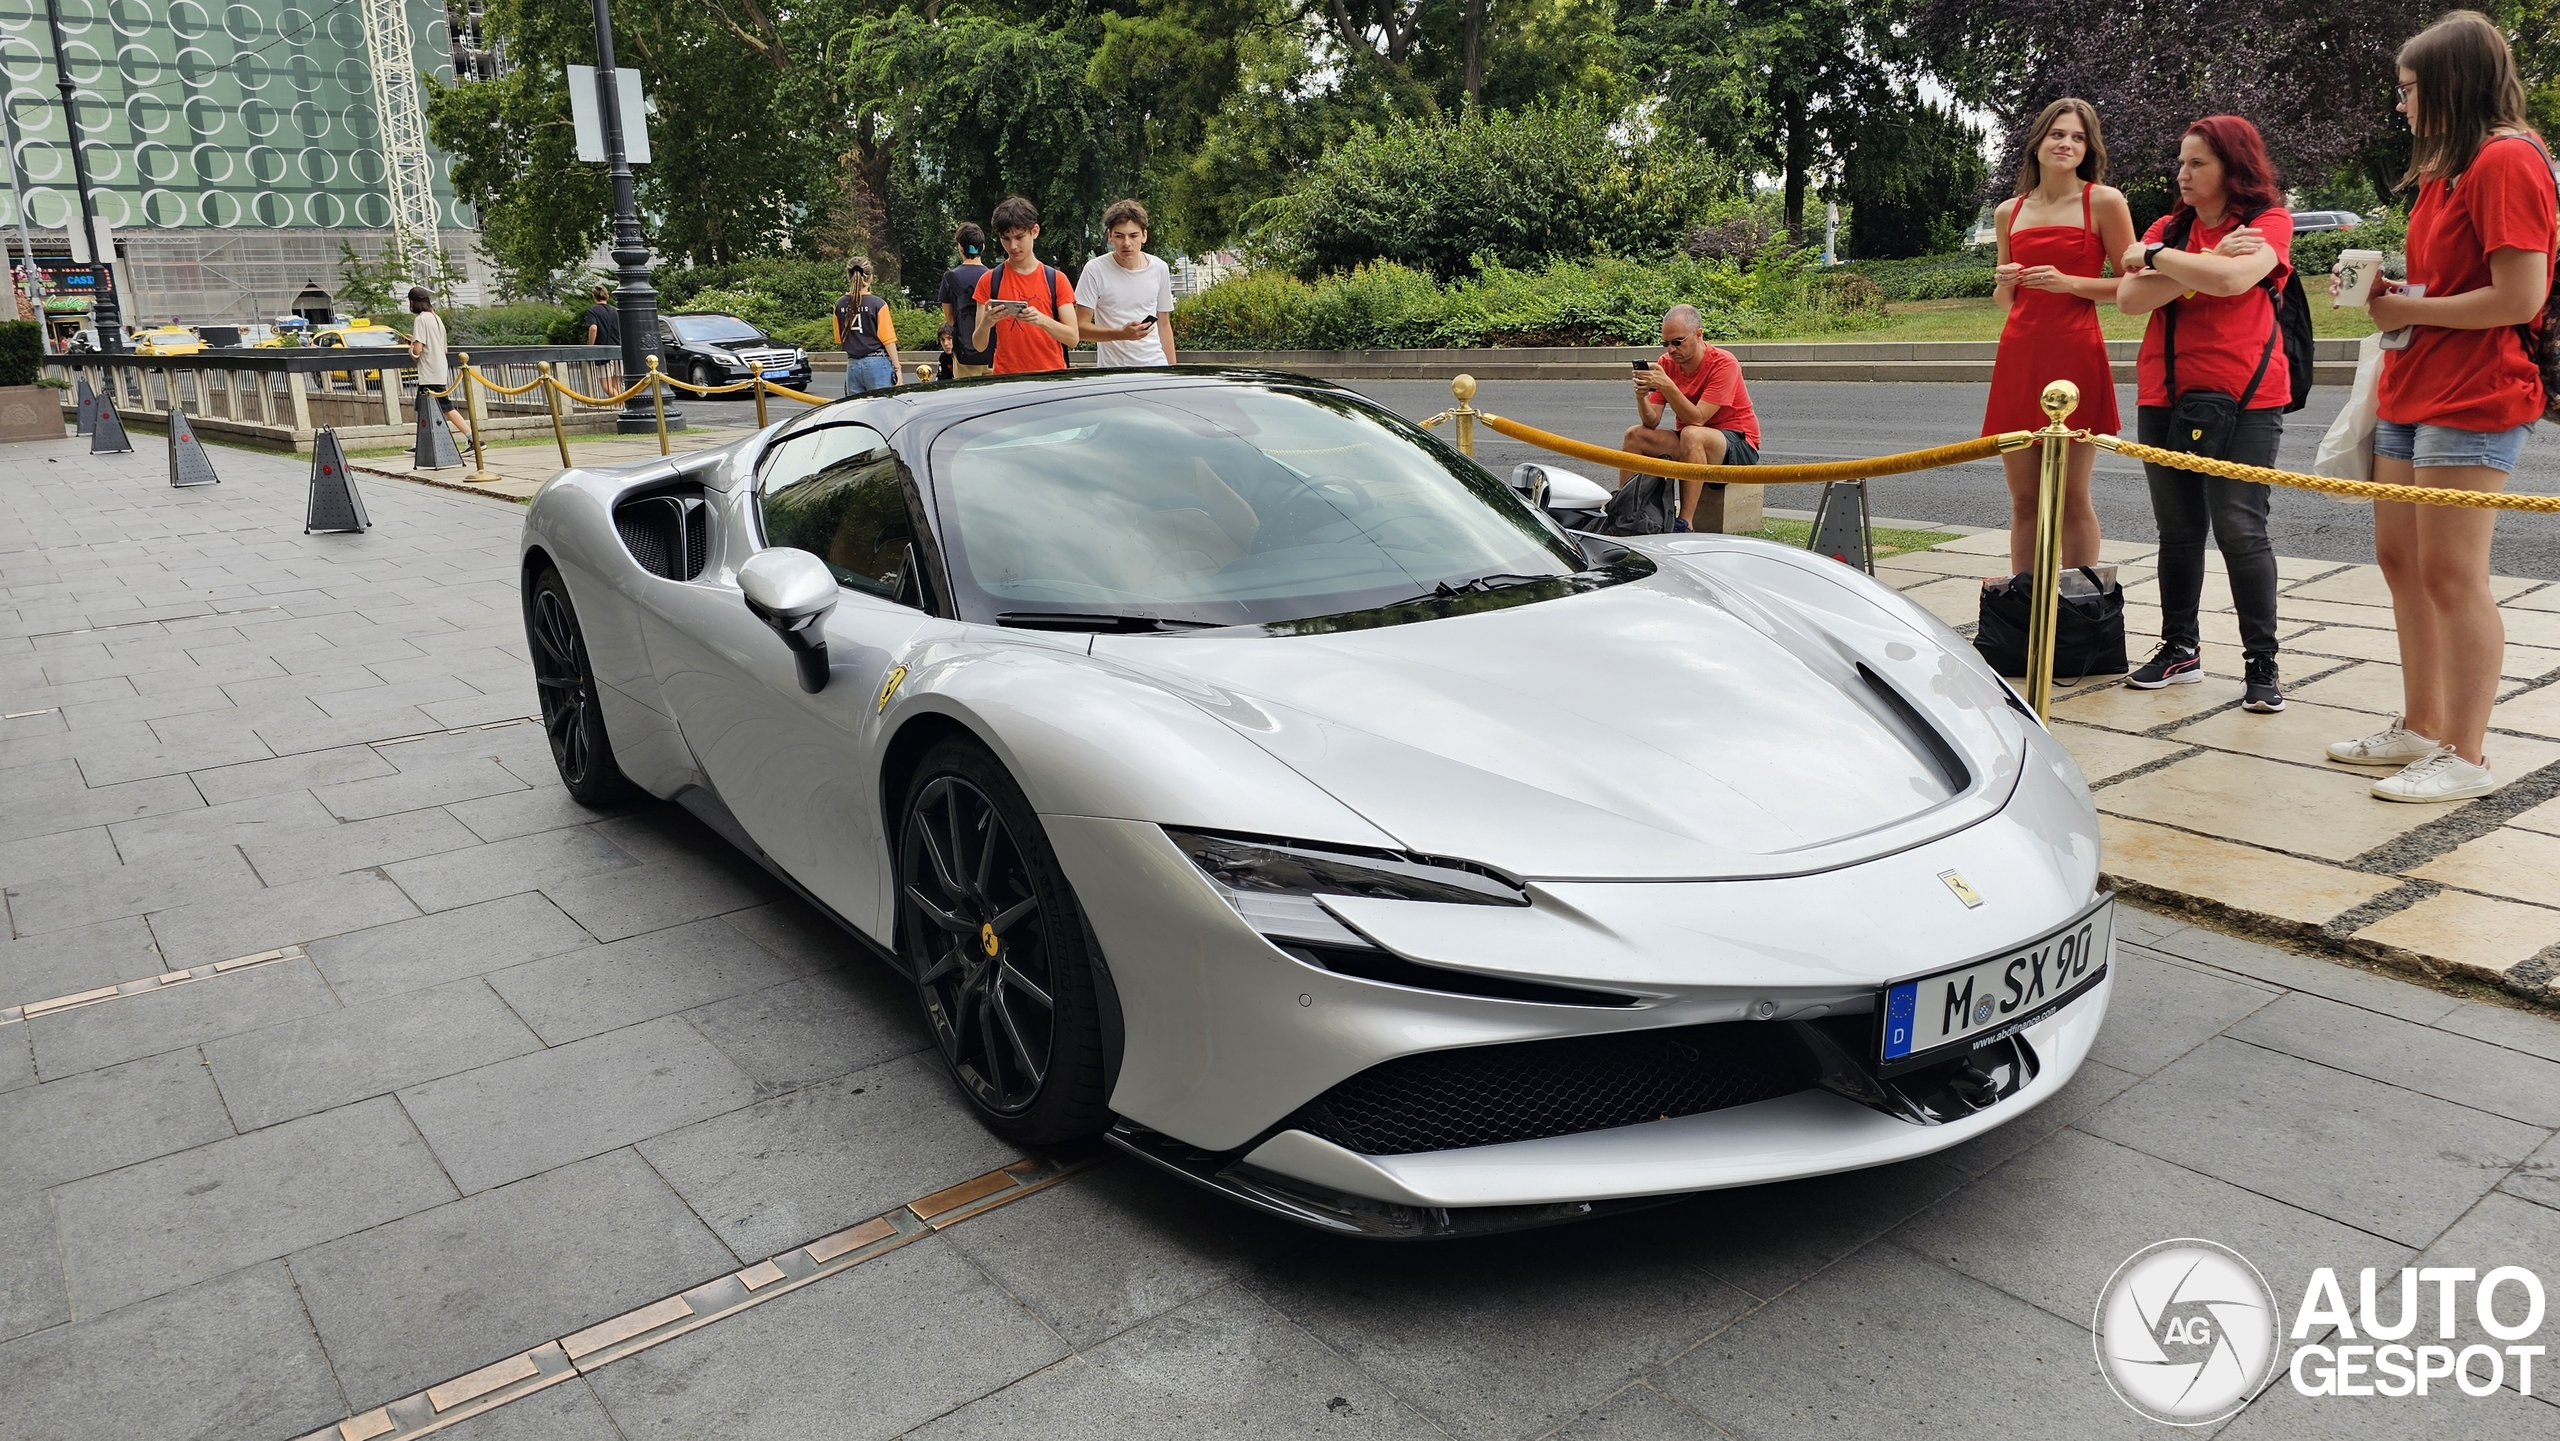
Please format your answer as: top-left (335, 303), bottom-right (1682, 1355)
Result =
top-left (1075, 199), bottom-right (1177, 368)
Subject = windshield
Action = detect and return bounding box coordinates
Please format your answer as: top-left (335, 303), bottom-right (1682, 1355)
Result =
top-left (926, 384), bottom-right (1586, 628)
top-left (670, 315), bottom-right (766, 345)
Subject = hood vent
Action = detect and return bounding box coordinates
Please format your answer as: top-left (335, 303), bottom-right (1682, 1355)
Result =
top-left (615, 491), bottom-right (711, 581)
top-left (1857, 663), bottom-right (1971, 794)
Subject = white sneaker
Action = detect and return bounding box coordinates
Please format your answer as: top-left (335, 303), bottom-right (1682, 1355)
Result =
top-left (2371, 747), bottom-right (2497, 804)
top-left (2327, 716), bottom-right (2440, 767)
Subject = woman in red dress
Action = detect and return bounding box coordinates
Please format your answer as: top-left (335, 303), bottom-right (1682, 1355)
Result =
top-left (1983, 98), bottom-right (2137, 577)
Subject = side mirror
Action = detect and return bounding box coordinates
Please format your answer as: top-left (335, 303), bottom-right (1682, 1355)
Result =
top-left (1533, 464), bottom-right (1612, 512)
top-left (1508, 462), bottom-right (1553, 510)
top-left (739, 548), bottom-right (837, 693)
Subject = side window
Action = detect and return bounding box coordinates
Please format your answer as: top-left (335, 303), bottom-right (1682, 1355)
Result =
top-left (756, 424), bottom-right (919, 603)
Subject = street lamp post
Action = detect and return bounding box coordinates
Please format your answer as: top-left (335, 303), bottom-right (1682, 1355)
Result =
top-left (45, 0), bottom-right (118, 352)
top-left (590, 0), bottom-right (677, 434)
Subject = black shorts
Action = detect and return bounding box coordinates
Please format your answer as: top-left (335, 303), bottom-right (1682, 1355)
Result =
top-left (1716, 428), bottom-right (1759, 466)
top-left (432, 394), bottom-right (462, 414)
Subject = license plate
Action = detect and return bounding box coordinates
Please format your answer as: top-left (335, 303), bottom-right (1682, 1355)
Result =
top-left (1879, 898), bottom-right (2111, 1070)
top-left (762, 367), bottom-right (791, 379)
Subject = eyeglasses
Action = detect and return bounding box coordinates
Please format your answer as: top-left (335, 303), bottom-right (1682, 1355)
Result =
top-left (2395, 81), bottom-right (2415, 102)
top-left (1662, 333), bottom-right (1700, 349)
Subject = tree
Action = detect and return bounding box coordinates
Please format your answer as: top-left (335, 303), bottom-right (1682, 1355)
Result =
top-left (1910, 0), bottom-right (2445, 225)
top-left (1838, 92), bottom-right (1986, 259)
top-left (1627, 0), bottom-right (1908, 243)
top-left (1254, 97), bottom-right (1739, 278)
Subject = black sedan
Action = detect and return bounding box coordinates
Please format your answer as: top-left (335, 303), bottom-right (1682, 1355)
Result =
top-left (655, 313), bottom-right (814, 395)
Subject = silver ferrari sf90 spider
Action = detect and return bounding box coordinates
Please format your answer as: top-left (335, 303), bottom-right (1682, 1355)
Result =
top-left (519, 368), bottom-right (2113, 1238)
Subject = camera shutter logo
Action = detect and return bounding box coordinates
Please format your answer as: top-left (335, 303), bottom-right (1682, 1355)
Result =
top-left (2094, 1239), bottom-right (2281, 1424)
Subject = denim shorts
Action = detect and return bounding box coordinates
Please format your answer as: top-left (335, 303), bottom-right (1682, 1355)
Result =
top-left (843, 353), bottom-right (898, 397)
top-left (2374, 418), bottom-right (2532, 472)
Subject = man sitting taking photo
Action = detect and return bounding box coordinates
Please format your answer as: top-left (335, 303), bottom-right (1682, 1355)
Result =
top-left (1619, 305), bottom-right (1762, 532)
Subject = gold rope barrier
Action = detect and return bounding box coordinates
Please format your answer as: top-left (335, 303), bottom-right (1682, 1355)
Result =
top-left (1476, 413), bottom-right (2036, 484)
top-left (2088, 434), bottom-right (2560, 513)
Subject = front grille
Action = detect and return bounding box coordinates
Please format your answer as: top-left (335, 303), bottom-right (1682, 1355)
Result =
top-left (1287, 1021), bottom-right (1821, 1156)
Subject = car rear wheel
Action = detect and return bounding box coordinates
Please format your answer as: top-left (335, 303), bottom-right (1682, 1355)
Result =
top-left (897, 738), bottom-right (1110, 1147)
top-left (525, 565), bottom-right (635, 807)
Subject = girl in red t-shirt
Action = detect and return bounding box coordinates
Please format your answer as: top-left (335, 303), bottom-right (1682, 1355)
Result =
top-left (2326, 14), bottom-right (2555, 803)
top-left (2115, 116), bottom-right (2294, 715)
top-left (1983, 98), bottom-right (2135, 578)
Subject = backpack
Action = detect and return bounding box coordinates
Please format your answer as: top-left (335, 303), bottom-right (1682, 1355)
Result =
top-left (1595, 474), bottom-right (1679, 535)
top-left (983, 262), bottom-right (1070, 370)
top-left (2160, 207), bottom-right (2315, 414)
top-left (2467, 135), bottom-right (2560, 423)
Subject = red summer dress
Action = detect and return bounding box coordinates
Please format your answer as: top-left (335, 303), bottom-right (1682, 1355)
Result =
top-left (1982, 185), bottom-right (2123, 437)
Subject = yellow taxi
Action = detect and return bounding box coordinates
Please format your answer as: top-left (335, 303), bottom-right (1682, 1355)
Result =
top-left (132, 325), bottom-right (207, 357)
top-left (314, 318), bottom-right (408, 388)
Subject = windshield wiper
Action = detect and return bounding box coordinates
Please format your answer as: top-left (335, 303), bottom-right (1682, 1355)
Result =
top-left (996, 611), bottom-right (1223, 633)
top-left (1435, 572), bottom-right (1565, 597)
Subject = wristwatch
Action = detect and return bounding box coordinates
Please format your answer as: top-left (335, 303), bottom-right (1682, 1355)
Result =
top-left (2143, 243), bottom-right (2167, 271)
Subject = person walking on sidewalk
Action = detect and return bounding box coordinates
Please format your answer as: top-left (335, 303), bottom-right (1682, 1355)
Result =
top-left (1076, 200), bottom-right (1178, 368)
top-left (937, 224), bottom-right (996, 379)
top-left (2116, 115), bottom-right (2294, 714)
top-left (835, 257), bottom-right (901, 397)
top-left (1983, 98), bottom-right (2135, 577)
top-left (971, 197), bottom-right (1079, 375)
top-left (2328, 12), bottom-right (2554, 802)
top-left (578, 283), bottom-right (622, 393)
top-left (403, 287), bottom-right (468, 443)
top-left (1618, 305), bottom-right (1761, 531)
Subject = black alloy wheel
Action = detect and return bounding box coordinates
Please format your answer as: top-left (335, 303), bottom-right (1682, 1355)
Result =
top-left (897, 738), bottom-right (1109, 1145)
top-left (525, 566), bottom-right (635, 806)
top-left (690, 360), bottom-right (715, 391)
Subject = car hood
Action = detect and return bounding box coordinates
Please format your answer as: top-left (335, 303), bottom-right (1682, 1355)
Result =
top-left (1089, 549), bottom-right (2026, 880)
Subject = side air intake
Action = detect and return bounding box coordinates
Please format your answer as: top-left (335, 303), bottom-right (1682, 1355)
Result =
top-left (615, 493), bottom-right (711, 581)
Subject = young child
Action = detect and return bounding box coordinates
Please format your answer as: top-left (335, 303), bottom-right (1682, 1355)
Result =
top-left (937, 323), bottom-right (956, 382)
top-left (969, 197), bottom-right (1079, 374)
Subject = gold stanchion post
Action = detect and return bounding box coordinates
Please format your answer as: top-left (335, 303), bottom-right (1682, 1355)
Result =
top-left (915, 363), bottom-right (933, 385)
top-left (752, 378), bottom-right (769, 430)
top-left (459, 354), bottom-right (497, 484)
top-left (2025, 379), bottom-right (2079, 722)
top-left (647, 356), bottom-right (670, 455)
top-left (539, 361), bottom-right (572, 469)
top-left (1450, 374), bottom-right (1479, 457)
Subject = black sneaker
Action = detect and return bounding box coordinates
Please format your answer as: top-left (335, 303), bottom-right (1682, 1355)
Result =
top-left (2127, 643), bottom-right (2202, 689)
top-left (2242, 656), bottom-right (2285, 713)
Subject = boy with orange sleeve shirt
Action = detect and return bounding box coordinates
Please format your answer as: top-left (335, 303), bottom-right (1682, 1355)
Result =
top-left (969, 196), bottom-right (1080, 373)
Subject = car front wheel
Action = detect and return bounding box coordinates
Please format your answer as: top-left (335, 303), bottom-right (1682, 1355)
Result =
top-left (897, 737), bottom-right (1110, 1147)
top-left (525, 565), bottom-right (635, 807)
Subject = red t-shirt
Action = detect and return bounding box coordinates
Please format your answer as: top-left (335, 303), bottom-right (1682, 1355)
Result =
top-left (2380, 136), bottom-right (2558, 431)
top-left (973, 263), bottom-right (1077, 374)
top-left (1655, 344), bottom-right (1760, 447)
top-left (2135, 208), bottom-right (2294, 410)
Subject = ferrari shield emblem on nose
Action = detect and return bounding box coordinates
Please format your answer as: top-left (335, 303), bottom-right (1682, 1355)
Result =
top-left (1938, 870), bottom-right (1985, 908)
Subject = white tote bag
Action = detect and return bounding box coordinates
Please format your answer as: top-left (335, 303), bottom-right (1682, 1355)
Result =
top-left (2311, 333), bottom-right (2384, 489)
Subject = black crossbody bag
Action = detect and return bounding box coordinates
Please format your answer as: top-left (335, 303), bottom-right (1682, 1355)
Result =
top-left (2159, 219), bottom-right (2281, 459)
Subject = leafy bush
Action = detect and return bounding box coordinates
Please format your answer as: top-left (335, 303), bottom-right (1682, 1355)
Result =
top-left (2290, 209), bottom-right (2408, 283)
top-left (0, 320), bottom-right (39, 386)
top-left (657, 259), bottom-right (848, 322)
top-left (1253, 98), bottom-right (1741, 282)
top-left (673, 288), bottom-right (788, 333)
top-left (1832, 251), bottom-right (1998, 302)
top-left (1685, 199), bottom-right (1785, 265)
top-left (445, 304), bottom-right (576, 348)
top-left (1174, 252), bottom-right (1885, 350)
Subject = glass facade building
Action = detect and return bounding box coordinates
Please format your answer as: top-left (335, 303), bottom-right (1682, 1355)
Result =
top-left (0, 0), bottom-right (485, 319)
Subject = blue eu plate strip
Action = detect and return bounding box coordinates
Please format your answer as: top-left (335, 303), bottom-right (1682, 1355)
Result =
top-left (1883, 983), bottom-right (1918, 1060)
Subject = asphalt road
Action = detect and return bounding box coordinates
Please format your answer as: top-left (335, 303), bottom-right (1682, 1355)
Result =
top-left (1350, 379), bottom-right (2560, 581)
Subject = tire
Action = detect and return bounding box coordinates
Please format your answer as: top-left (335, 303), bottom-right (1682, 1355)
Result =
top-left (690, 361), bottom-right (714, 390)
top-left (896, 737), bottom-right (1111, 1147)
top-left (524, 565), bottom-right (637, 807)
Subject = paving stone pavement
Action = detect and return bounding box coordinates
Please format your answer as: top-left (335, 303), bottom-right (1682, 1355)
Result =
top-left (4, 436), bottom-right (2559, 1441)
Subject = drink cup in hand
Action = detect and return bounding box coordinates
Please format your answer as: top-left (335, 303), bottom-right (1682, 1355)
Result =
top-left (2333, 250), bottom-right (2384, 308)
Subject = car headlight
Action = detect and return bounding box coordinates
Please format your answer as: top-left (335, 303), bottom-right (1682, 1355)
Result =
top-left (1165, 828), bottom-right (1525, 944)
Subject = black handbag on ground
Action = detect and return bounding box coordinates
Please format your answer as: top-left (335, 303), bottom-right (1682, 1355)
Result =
top-left (1597, 473), bottom-right (1679, 535)
top-left (1974, 567), bottom-right (2129, 682)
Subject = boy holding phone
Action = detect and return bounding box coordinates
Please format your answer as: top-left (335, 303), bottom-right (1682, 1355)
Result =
top-left (970, 196), bottom-right (1080, 374)
top-left (1076, 199), bottom-right (1178, 368)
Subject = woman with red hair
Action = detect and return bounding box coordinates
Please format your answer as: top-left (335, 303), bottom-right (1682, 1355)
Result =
top-left (2116, 116), bottom-right (2294, 714)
